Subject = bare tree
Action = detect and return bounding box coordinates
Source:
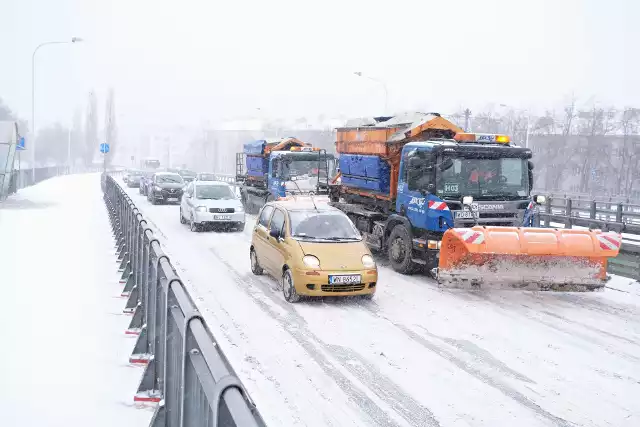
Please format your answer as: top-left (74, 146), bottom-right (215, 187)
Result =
top-left (618, 108), bottom-right (640, 195)
top-left (575, 105), bottom-right (617, 193)
top-left (104, 88), bottom-right (117, 168)
top-left (83, 92), bottom-right (98, 166)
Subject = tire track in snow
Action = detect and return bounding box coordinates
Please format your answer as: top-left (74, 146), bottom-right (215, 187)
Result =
top-left (367, 317), bottom-right (575, 427)
top-left (209, 247), bottom-right (441, 427)
top-left (539, 310), bottom-right (640, 347)
top-left (349, 302), bottom-right (576, 426)
top-left (466, 292), bottom-right (640, 365)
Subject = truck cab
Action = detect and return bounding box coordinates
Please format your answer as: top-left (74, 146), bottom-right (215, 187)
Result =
top-left (397, 134), bottom-right (535, 234)
top-left (236, 138), bottom-right (336, 213)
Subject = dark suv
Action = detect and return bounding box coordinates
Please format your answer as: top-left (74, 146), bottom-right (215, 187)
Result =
top-left (147, 172), bottom-right (185, 204)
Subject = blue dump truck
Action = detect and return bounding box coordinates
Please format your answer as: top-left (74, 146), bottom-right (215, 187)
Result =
top-left (235, 137), bottom-right (336, 213)
top-left (329, 113), bottom-right (620, 291)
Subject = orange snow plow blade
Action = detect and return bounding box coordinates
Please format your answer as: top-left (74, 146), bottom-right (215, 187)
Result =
top-left (437, 226), bottom-right (622, 291)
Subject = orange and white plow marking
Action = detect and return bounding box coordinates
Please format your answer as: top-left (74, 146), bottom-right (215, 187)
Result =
top-left (437, 226), bottom-right (622, 291)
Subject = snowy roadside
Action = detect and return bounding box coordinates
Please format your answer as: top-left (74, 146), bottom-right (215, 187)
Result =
top-left (0, 174), bottom-right (153, 427)
top-left (123, 181), bottom-right (640, 427)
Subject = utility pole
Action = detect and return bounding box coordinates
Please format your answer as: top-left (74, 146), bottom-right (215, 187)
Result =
top-left (463, 109), bottom-right (472, 132)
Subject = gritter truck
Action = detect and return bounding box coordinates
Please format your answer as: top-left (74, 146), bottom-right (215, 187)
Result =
top-left (329, 112), bottom-right (622, 291)
top-left (236, 137), bottom-right (335, 213)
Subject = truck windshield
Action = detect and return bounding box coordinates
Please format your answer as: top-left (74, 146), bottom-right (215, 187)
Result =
top-left (144, 160), bottom-right (160, 169)
top-left (280, 155), bottom-right (335, 180)
top-left (436, 156), bottom-right (529, 200)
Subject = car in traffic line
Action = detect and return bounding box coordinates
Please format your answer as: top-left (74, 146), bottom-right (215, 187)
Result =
top-left (250, 200), bottom-right (378, 302)
top-left (180, 181), bottom-right (245, 232)
top-left (195, 172), bottom-right (217, 182)
top-left (125, 170), bottom-right (144, 188)
top-left (147, 172), bottom-right (185, 204)
top-left (179, 169), bottom-right (197, 184)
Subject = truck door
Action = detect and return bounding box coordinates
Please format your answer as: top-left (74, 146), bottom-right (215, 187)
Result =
top-left (396, 149), bottom-right (435, 231)
top-left (268, 158), bottom-right (286, 199)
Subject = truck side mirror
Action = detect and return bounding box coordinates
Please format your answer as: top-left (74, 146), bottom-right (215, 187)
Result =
top-left (439, 158), bottom-right (454, 172)
top-left (408, 157), bottom-right (421, 170)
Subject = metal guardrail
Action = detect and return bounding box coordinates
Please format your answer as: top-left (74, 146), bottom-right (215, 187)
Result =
top-left (539, 196), bottom-right (640, 235)
top-left (102, 173), bottom-right (266, 427)
top-left (534, 189), bottom-right (640, 205)
top-left (537, 197), bottom-right (640, 281)
top-left (5, 166), bottom-right (106, 195)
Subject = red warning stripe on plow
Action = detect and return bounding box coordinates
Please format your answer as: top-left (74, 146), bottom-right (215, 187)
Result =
top-left (597, 232), bottom-right (622, 251)
top-left (455, 228), bottom-right (485, 244)
top-left (428, 201), bottom-right (449, 211)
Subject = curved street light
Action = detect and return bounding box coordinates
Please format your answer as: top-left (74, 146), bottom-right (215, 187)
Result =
top-left (354, 72), bottom-right (388, 115)
top-left (31, 37), bottom-right (83, 180)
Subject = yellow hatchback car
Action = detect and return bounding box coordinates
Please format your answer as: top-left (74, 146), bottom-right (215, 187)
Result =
top-left (250, 200), bottom-right (378, 302)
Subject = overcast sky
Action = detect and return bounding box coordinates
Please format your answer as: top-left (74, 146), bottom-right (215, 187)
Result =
top-left (1, 0), bottom-right (638, 132)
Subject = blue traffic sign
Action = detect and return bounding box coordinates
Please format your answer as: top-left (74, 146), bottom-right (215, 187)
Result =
top-left (17, 137), bottom-right (25, 150)
top-left (99, 143), bottom-right (110, 154)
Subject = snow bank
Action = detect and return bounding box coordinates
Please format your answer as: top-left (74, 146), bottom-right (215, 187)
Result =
top-left (0, 174), bottom-right (153, 427)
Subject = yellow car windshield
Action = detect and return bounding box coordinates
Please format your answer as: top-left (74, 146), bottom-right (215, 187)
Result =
top-left (289, 210), bottom-right (360, 241)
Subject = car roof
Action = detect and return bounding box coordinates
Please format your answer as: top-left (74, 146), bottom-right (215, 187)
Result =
top-left (194, 180), bottom-right (230, 186)
top-left (154, 171), bottom-right (181, 176)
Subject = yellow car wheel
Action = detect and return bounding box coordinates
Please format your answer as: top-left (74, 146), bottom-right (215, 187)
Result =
top-left (282, 269), bottom-right (300, 303)
top-left (250, 248), bottom-right (263, 275)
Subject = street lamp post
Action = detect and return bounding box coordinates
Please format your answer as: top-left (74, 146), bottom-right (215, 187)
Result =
top-left (354, 72), bottom-right (388, 115)
top-left (31, 37), bottom-right (83, 182)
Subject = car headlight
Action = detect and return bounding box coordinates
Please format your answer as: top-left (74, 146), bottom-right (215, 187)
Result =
top-left (154, 185), bottom-right (162, 191)
top-left (462, 195), bottom-right (474, 205)
top-left (302, 255), bottom-right (320, 268)
top-left (196, 206), bottom-right (208, 212)
top-left (361, 254), bottom-right (375, 268)
top-left (236, 205), bottom-right (244, 212)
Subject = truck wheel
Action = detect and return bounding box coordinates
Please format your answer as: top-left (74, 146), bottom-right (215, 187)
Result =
top-left (388, 224), bottom-right (419, 274)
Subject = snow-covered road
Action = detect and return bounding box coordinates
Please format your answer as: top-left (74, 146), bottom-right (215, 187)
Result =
top-left (123, 181), bottom-right (640, 427)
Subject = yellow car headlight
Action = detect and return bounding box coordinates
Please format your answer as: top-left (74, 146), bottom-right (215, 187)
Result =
top-left (302, 255), bottom-right (320, 268)
top-left (361, 254), bottom-right (375, 268)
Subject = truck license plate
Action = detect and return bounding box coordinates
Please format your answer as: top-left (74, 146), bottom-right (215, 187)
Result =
top-left (167, 198), bottom-right (178, 202)
top-left (329, 274), bottom-right (361, 284)
top-left (214, 215), bottom-right (231, 220)
top-left (454, 211), bottom-right (475, 219)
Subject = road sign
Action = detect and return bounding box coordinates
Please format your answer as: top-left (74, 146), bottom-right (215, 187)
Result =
top-left (100, 143), bottom-right (110, 154)
top-left (16, 137), bottom-right (25, 150)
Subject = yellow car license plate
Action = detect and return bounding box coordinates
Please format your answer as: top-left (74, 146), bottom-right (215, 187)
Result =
top-left (329, 274), bottom-right (361, 284)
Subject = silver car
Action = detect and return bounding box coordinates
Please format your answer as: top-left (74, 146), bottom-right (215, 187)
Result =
top-left (180, 181), bottom-right (245, 232)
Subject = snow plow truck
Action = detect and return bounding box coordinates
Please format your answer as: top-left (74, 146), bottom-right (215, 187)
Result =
top-left (236, 137), bottom-right (336, 213)
top-left (329, 112), bottom-right (622, 291)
